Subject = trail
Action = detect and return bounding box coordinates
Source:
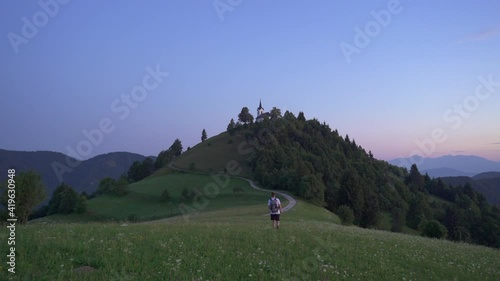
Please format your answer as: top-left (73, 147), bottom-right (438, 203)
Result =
top-left (168, 162), bottom-right (296, 213)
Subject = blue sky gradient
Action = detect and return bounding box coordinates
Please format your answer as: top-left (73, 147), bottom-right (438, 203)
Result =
top-left (1, 0), bottom-right (500, 161)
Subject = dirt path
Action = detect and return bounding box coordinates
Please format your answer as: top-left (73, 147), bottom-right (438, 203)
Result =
top-left (235, 177), bottom-right (296, 213)
top-left (169, 162), bottom-right (296, 213)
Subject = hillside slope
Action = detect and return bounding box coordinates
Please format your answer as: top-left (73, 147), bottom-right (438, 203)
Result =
top-left (174, 132), bottom-right (254, 178)
top-left (440, 176), bottom-right (500, 206)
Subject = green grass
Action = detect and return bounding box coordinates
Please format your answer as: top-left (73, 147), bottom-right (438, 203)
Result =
top-left (174, 131), bottom-right (254, 177)
top-left (3, 220), bottom-right (499, 280)
top-left (13, 156), bottom-right (499, 280)
top-left (5, 172), bottom-right (500, 280)
top-left (35, 172), bottom-right (273, 223)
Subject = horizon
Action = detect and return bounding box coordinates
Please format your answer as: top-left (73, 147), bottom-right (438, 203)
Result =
top-left (1, 1), bottom-right (500, 162)
top-left (3, 143), bottom-right (500, 164)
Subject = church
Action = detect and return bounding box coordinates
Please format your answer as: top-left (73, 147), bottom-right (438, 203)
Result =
top-left (255, 99), bottom-right (271, 123)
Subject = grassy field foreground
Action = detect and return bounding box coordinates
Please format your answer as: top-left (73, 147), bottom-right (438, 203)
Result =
top-left (1, 217), bottom-right (499, 280)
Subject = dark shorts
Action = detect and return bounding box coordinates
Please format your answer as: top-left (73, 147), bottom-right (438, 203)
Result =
top-left (270, 214), bottom-right (280, 221)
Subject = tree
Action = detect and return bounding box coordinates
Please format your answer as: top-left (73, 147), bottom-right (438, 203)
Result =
top-left (297, 111), bottom-right (306, 122)
top-left (407, 164), bottom-right (424, 191)
top-left (201, 129), bottom-right (207, 142)
top-left (391, 207), bottom-right (407, 233)
top-left (270, 107), bottom-right (282, 119)
top-left (58, 185), bottom-right (80, 214)
top-left (406, 193), bottom-right (432, 229)
top-left (142, 157), bottom-right (154, 176)
top-left (360, 189), bottom-right (380, 228)
top-left (2, 171), bottom-right (46, 224)
top-left (227, 118), bottom-right (236, 134)
top-left (421, 220), bottom-right (447, 239)
top-left (48, 183), bottom-right (85, 215)
top-left (127, 161), bottom-right (141, 182)
top-left (113, 177), bottom-right (129, 197)
top-left (339, 168), bottom-right (364, 222)
top-left (238, 107), bottom-right (254, 124)
top-left (170, 138), bottom-right (183, 157)
top-left (337, 205), bottom-right (355, 225)
top-left (155, 149), bottom-right (175, 169)
top-left (96, 177), bottom-right (116, 195)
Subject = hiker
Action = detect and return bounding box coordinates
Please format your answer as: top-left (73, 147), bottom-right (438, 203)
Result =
top-left (268, 192), bottom-right (282, 229)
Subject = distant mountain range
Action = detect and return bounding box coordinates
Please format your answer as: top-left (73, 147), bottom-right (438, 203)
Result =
top-left (389, 155), bottom-right (500, 178)
top-left (0, 149), bottom-right (147, 202)
top-left (389, 155), bottom-right (500, 206)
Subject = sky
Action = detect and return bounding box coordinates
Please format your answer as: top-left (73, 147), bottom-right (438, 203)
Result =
top-left (1, 0), bottom-right (500, 162)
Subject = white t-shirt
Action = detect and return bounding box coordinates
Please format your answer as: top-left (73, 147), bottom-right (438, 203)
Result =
top-left (268, 197), bottom-right (281, 214)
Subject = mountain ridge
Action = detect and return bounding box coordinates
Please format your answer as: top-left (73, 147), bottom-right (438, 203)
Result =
top-left (389, 155), bottom-right (500, 176)
top-left (0, 149), bottom-right (147, 201)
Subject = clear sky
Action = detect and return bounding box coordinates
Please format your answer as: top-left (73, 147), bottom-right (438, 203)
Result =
top-left (1, 0), bottom-right (499, 161)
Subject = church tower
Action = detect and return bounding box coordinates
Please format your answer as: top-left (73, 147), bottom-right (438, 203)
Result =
top-left (257, 99), bottom-right (264, 117)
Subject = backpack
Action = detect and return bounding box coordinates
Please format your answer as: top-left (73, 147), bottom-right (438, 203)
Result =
top-left (269, 198), bottom-right (279, 213)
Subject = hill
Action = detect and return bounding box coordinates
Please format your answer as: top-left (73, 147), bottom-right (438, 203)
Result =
top-left (0, 149), bottom-right (147, 200)
top-left (216, 114), bottom-right (500, 248)
top-left (172, 132), bottom-right (254, 178)
top-left (390, 155), bottom-right (500, 176)
top-left (422, 167), bottom-right (475, 178)
top-left (474, 171), bottom-right (500, 180)
top-left (440, 175), bottom-right (500, 207)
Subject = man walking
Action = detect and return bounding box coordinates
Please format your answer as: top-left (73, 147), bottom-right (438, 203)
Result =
top-left (268, 192), bottom-right (282, 229)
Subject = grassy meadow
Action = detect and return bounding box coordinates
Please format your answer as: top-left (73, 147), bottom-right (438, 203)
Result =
top-left (34, 171), bottom-right (272, 223)
top-left (2, 208), bottom-right (499, 280)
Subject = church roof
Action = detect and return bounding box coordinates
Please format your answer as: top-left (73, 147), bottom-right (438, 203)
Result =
top-left (256, 112), bottom-right (271, 120)
top-left (257, 99), bottom-right (264, 110)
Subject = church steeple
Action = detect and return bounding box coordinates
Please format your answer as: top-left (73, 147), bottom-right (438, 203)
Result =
top-left (257, 99), bottom-right (264, 116)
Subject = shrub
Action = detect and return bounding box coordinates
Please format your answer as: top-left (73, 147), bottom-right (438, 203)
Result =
top-left (181, 187), bottom-right (197, 201)
top-left (160, 189), bottom-right (171, 202)
top-left (337, 205), bottom-right (355, 226)
top-left (421, 220), bottom-right (448, 239)
top-left (75, 196), bottom-right (87, 214)
top-left (189, 162), bottom-right (196, 171)
top-left (227, 139), bottom-right (234, 144)
top-left (127, 214), bottom-right (138, 223)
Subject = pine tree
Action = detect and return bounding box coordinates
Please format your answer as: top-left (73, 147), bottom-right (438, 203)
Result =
top-left (201, 129), bottom-right (207, 142)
